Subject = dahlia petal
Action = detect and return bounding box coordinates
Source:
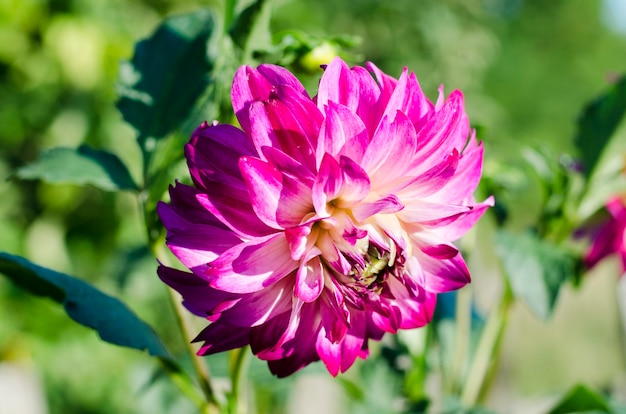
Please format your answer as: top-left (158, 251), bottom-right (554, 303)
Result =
top-left (165, 223), bottom-right (241, 270)
top-left (428, 144), bottom-right (484, 203)
top-left (382, 68), bottom-right (433, 129)
top-left (158, 265), bottom-right (240, 317)
top-left (266, 313), bottom-right (322, 378)
top-left (186, 122), bottom-right (257, 190)
top-left (350, 65), bottom-right (382, 135)
top-left (313, 154), bottom-right (344, 214)
top-left (317, 102), bottom-right (369, 166)
top-left (160, 183), bottom-right (229, 230)
top-left (397, 200), bottom-right (472, 223)
top-left (239, 156), bottom-right (313, 228)
top-left (262, 146), bottom-right (315, 186)
top-left (337, 156), bottom-right (370, 206)
top-left (412, 90), bottom-right (470, 174)
top-left (352, 194), bottom-right (404, 222)
top-left (257, 298), bottom-right (306, 360)
top-left (195, 188), bottom-right (274, 238)
top-left (385, 276), bottom-right (437, 329)
top-left (257, 63), bottom-right (308, 96)
top-left (362, 111), bottom-right (418, 185)
top-left (195, 323), bottom-right (251, 356)
top-left (285, 225), bottom-right (314, 260)
top-left (295, 255), bottom-right (325, 302)
top-left (366, 61), bottom-right (397, 114)
top-left (426, 197), bottom-right (494, 241)
top-left (414, 249), bottom-right (471, 293)
top-left (249, 311), bottom-right (291, 357)
top-left (316, 310), bottom-right (365, 376)
top-left (319, 287), bottom-right (350, 342)
top-left (317, 57), bottom-right (359, 111)
top-left (232, 66), bottom-right (273, 134)
top-left (215, 278), bottom-right (294, 327)
top-left (205, 234), bottom-right (298, 294)
top-left (247, 86), bottom-right (322, 172)
top-left (392, 149), bottom-right (460, 200)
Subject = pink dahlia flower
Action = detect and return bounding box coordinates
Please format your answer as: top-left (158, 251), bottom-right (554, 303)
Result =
top-left (585, 197), bottom-right (626, 274)
top-left (158, 57), bottom-right (493, 377)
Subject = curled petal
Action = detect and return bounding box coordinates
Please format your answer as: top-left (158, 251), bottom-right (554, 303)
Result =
top-left (352, 194), bottom-right (404, 222)
top-left (295, 254), bottom-right (325, 302)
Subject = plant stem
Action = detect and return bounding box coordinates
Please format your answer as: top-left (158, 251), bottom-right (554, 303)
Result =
top-left (228, 346), bottom-right (250, 414)
top-left (450, 286), bottom-right (472, 395)
top-left (460, 284), bottom-right (513, 406)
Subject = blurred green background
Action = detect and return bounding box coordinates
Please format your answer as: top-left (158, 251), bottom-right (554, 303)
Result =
top-left (2, 0), bottom-right (626, 412)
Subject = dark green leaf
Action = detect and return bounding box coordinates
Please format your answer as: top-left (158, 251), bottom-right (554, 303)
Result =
top-left (228, 0), bottom-right (272, 57)
top-left (0, 252), bottom-right (170, 358)
top-left (575, 75), bottom-right (626, 178)
top-left (15, 145), bottom-right (138, 191)
top-left (116, 9), bottom-right (217, 149)
top-left (495, 230), bottom-right (575, 320)
top-left (547, 384), bottom-right (612, 414)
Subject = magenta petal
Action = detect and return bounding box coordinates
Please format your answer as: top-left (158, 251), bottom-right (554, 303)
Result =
top-left (295, 255), bottom-right (325, 302)
top-left (393, 149), bottom-right (460, 200)
top-left (316, 310), bottom-right (365, 376)
top-left (337, 156), bottom-right (370, 206)
top-left (412, 91), bottom-right (470, 174)
top-left (384, 276), bottom-right (437, 330)
top-left (195, 323), bottom-right (251, 356)
top-left (285, 225), bottom-right (315, 260)
top-left (414, 249), bottom-right (471, 293)
top-left (382, 68), bottom-right (433, 129)
top-left (239, 156), bottom-right (313, 228)
top-left (257, 64), bottom-right (308, 96)
top-left (361, 111), bottom-right (418, 185)
top-left (205, 234), bottom-right (298, 294)
top-left (429, 144), bottom-right (484, 203)
top-left (247, 86), bottom-right (322, 172)
top-left (265, 303), bottom-right (323, 377)
top-left (186, 122), bottom-right (258, 190)
top-left (232, 66), bottom-right (273, 135)
top-left (195, 186), bottom-right (274, 238)
top-left (165, 223), bottom-right (241, 270)
top-left (215, 278), bottom-right (294, 327)
top-left (317, 57), bottom-right (359, 111)
top-left (366, 61), bottom-right (397, 114)
top-left (352, 194), bottom-right (404, 222)
top-left (426, 197), bottom-right (494, 241)
top-left (158, 265), bottom-right (240, 317)
top-left (317, 101), bottom-right (369, 166)
top-left (398, 200), bottom-right (471, 223)
top-left (420, 243), bottom-right (459, 260)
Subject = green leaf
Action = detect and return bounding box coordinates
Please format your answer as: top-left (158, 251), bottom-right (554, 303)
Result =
top-left (575, 75), bottom-right (626, 179)
top-left (116, 9), bottom-right (217, 150)
top-left (229, 0), bottom-right (272, 59)
top-left (15, 145), bottom-right (138, 191)
top-left (547, 384), bottom-right (612, 414)
top-left (0, 252), bottom-right (170, 358)
top-left (495, 230), bottom-right (575, 320)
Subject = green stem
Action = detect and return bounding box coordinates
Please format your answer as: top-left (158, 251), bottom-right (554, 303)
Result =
top-left (460, 284), bottom-right (513, 406)
top-left (228, 347), bottom-right (250, 414)
top-left (450, 285), bottom-right (472, 395)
